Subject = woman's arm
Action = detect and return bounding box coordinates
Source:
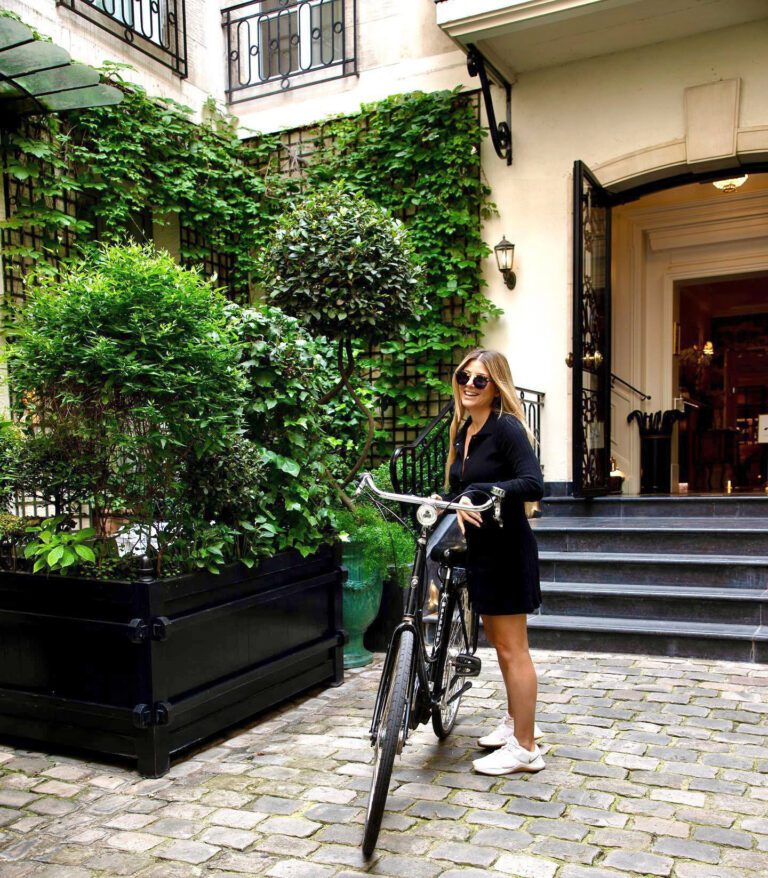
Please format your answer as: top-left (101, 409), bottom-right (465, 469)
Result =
top-left (468, 415), bottom-right (544, 502)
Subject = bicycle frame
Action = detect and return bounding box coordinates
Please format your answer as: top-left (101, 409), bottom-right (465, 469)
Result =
top-left (368, 523), bottom-right (429, 747)
top-left (368, 523), bottom-right (468, 747)
top-left (357, 471), bottom-right (501, 749)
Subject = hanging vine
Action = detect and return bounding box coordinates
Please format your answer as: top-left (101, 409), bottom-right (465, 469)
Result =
top-left (1, 73), bottom-right (499, 448)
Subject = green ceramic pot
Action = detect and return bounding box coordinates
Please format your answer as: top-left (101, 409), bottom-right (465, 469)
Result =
top-left (342, 541), bottom-right (383, 669)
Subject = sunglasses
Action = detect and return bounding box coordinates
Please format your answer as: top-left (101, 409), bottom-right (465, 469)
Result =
top-left (456, 369), bottom-right (491, 390)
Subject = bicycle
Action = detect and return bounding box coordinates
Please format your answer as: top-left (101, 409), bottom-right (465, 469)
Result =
top-left (354, 472), bottom-right (506, 857)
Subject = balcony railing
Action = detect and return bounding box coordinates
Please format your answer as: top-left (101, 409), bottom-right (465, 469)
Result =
top-left (57, 0), bottom-right (188, 77)
top-left (222, 0), bottom-right (357, 104)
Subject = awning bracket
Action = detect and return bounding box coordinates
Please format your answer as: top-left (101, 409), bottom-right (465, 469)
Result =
top-left (466, 43), bottom-right (512, 165)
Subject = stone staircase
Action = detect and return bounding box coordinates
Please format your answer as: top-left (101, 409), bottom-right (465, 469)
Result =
top-left (528, 495), bottom-right (768, 662)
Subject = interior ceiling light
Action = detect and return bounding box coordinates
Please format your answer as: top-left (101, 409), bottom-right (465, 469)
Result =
top-left (712, 175), bottom-right (749, 193)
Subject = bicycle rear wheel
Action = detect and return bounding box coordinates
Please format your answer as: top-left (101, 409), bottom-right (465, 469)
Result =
top-left (431, 590), bottom-right (476, 739)
top-left (363, 629), bottom-right (414, 857)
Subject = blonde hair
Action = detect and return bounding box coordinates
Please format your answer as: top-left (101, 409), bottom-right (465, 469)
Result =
top-left (444, 348), bottom-right (536, 490)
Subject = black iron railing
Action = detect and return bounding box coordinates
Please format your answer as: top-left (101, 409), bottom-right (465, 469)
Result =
top-left (390, 389), bottom-right (545, 498)
top-left (222, 0), bottom-right (357, 104)
top-left (57, 0), bottom-right (188, 77)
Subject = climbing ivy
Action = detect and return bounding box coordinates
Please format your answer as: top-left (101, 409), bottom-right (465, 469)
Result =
top-left (1, 71), bottom-right (498, 444)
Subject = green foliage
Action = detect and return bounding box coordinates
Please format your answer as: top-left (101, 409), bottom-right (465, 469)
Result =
top-left (227, 304), bottom-right (337, 557)
top-left (2, 79), bottom-right (494, 451)
top-left (0, 512), bottom-right (26, 541)
top-left (1, 68), bottom-right (289, 294)
top-left (336, 500), bottom-right (414, 590)
top-left (0, 422), bottom-right (21, 511)
top-left (3, 253), bottom-right (339, 577)
top-left (262, 183), bottom-right (424, 341)
top-left (24, 516), bottom-right (96, 574)
top-left (7, 245), bottom-right (244, 550)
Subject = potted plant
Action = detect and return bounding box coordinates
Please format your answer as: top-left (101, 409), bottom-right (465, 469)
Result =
top-left (0, 244), bottom-right (344, 776)
top-left (335, 471), bottom-right (414, 667)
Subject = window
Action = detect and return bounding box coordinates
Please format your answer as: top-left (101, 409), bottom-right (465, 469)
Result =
top-left (91, 0), bottom-right (167, 48)
top-left (57, 0), bottom-right (187, 77)
top-left (257, 0), bottom-right (342, 81)
top-left (223, 0), bottom-right (356, 104)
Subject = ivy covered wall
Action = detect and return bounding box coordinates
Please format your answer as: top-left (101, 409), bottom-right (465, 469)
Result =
top-left (1, 73), bottom-right (499, 452)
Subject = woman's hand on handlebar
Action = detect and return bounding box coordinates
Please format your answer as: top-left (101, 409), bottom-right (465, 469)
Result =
top-left (456, 495), bottom-right (483, 534)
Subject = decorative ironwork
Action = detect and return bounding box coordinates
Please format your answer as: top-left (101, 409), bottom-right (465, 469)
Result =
top-left (222, 0), bottom-right (357, 104)
top-left (571, 160), bottom-right (611, 496)
top-left (390, 390), bottom-right (545, 499)
top-left (56, 0), bottom-right (188, 78)
top-left (466, 44), bottom-right (511, 165)
top-left (611, 372), bottom-right (651, 400)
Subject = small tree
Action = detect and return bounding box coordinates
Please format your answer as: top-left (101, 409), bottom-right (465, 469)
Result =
top-left (261, 183), bottom-right (425, 490)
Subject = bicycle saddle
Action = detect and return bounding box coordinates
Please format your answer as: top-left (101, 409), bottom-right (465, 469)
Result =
top-left (427, 513), bottom-right (467, 566)
top-left (429, 539), bottom-right (467, 566)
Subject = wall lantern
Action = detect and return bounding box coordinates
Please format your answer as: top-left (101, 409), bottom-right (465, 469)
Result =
top-left (494, 236), bottom-right (516, 289)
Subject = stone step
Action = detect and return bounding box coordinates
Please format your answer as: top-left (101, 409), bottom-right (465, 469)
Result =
top-left (539, 551), bottom-right (768, 589)
top-left (540, 581), bottom-right (768, 626)
top-left (525, 613), bottom-right (768, 662)
top-left (542, 494), bottom-right (768, 519)
top-left (532, 519), bottom-right (768, 556)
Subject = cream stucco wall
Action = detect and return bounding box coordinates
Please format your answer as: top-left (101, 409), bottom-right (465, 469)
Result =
top-left (476, 19), bottom-right (768, 485)
top-left (233, 0), bottom-right (461, 133)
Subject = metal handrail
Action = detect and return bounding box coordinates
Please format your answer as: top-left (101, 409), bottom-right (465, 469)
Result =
top-left (390, 388), bottom-right (545, 498)
top-left (611, 372), bottom-right (651, 401)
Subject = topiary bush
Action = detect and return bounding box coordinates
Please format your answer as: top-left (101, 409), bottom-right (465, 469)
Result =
top-left (261, 182), bottom-right (425, 342)
top-left (261, 183), bottom-right (425, 489)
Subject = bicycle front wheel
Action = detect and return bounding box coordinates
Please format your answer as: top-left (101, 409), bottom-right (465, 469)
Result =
top-left (363, 629), bottom-right (415, 857)
top-left (431, 590), bottom-right (476, 739)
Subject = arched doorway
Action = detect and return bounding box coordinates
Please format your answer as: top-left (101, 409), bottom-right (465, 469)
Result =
top-left (610, 171), bottom-right (768, 495)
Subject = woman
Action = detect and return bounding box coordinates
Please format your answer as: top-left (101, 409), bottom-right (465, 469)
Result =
top-left (442, 348), bottom-right (545, 776)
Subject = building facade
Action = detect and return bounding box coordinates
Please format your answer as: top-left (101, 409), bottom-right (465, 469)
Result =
top-left (3, 0), bottom-right (768, 497)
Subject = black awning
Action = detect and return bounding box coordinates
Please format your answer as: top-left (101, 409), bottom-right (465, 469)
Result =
top-left (0, 15), bottom-right (122, 123)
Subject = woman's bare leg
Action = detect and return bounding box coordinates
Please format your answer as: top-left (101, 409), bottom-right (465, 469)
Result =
top-left (482, 614), bottom-right (538, 751)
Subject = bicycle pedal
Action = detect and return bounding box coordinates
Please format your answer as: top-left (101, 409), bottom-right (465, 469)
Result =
top-left (452, 653), bottom-right (482, 677)
top-left (446, 681), bottom-right (472, 705)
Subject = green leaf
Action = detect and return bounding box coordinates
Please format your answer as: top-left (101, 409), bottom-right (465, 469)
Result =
top-left (47, 545), bottom-right (64, 566)
top-left (75, 544), bottom-right (96, 562)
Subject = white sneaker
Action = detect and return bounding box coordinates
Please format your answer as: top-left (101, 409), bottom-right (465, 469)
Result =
top-left (478, 714), bottom-right (543, 748)
top-left (473, 736), bottom-right (545, 776)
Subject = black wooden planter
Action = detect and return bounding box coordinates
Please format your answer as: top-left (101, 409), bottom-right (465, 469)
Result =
top-left (0, 544), bottom-right (345, 776)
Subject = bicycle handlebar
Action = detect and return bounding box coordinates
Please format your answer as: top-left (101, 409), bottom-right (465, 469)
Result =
top-left (355, 472), bottom-right (504, 517)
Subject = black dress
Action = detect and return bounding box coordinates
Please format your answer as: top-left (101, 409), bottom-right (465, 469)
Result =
top-left (444, 411), bottom-right (544, 616)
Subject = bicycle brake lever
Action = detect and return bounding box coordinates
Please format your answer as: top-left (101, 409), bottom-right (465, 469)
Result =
top-left (353, 473), bottom-right (370, 498)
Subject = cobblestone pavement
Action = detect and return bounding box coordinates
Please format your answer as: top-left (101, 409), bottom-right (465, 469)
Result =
top-left (1, 647), bottom-right (767, 878)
